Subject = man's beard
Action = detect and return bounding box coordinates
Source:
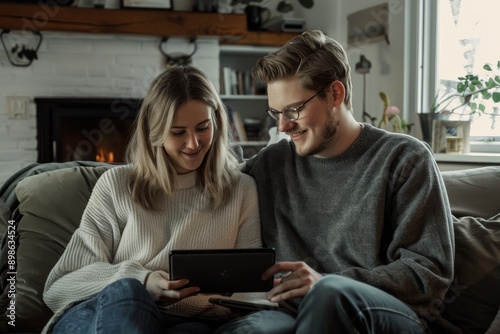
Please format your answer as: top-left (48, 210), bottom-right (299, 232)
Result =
top-left (302, 114), bottom-right (339, 157)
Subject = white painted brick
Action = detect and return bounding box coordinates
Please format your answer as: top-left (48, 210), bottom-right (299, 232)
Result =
top-left (0, 141), bottom-right (17, 150)
top-left (115, 54), bottom-right (161, 67)
top-left (3, 119), bottom-right (35, 129)
top-left (0, 150), bottom-right (36, 162)
top-left (54, 65), bottom-right (88, 78)
top-left (109, 65), bottom-right (134, 79)
top-left (47, 38), bottom-right (92, 53)
top-left (18, 140), bottom-right (37, 150)
top-left (88, 64), bottom-right (110, 78)
top-left (0, 127), bottom-right (9, 140)
top-left (40, 52), bottom-right (114, 67)
top-left (92, 40), bottom-right (141, 54)
top-left (7, 127), bottom-right (36, 139)
top-left (31, 63), bottom-right (54, 76)
top-left (112, 78), bottom-right (135, 93)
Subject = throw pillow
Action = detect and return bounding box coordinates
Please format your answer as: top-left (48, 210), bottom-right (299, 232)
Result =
top-left (0, 165), bottom-right (112, 333)
top-left (438, 215), bottom-right (500, 334)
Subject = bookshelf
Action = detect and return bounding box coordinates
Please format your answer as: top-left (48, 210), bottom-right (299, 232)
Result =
top-left (220, 45), bottom-right (277, 155)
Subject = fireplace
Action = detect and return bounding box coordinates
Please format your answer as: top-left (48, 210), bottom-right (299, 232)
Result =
top-left (35, 98), bottom-right (141, 163)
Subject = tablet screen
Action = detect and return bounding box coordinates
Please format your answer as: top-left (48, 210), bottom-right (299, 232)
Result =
top-left (169, 248), bottom-right (275, 293)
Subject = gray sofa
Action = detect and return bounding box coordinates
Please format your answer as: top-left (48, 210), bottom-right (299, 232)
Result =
top-left (0, 162), bottom-right (499, 334)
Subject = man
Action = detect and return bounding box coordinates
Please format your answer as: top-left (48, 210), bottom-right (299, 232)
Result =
top-left (217, 30), bottom-right (454, 333)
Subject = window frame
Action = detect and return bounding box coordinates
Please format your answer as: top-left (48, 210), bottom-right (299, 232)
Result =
top-left (408, 0), bottom-right (500, 154)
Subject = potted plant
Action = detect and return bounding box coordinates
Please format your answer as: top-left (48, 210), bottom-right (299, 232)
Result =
top-left (419, 60), bottom-right (500, 145)
top-left (430, 60), bottom-right (500, 114)
top-left (378, 91), bottom-right (412, 134)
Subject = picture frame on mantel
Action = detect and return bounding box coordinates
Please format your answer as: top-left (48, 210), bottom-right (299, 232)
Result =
top-left (121, 0), bottom-right (172, 10)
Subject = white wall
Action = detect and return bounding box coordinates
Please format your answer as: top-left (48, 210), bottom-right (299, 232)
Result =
top-left (0, 32), bottom-right (219, 186)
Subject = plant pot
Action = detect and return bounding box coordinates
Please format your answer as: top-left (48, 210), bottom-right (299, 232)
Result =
top-left (418, 113), bottom-right (437, 145)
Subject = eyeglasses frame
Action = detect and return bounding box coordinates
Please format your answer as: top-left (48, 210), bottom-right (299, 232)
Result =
top-left (266, 89), bottom-right (323, 121)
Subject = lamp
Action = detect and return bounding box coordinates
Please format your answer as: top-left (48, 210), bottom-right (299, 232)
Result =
top-left (355, 54), bottom-right (375, 124)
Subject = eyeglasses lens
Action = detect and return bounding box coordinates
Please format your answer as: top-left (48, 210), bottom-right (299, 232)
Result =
top-left (267, 108), bottom-right (298, 121)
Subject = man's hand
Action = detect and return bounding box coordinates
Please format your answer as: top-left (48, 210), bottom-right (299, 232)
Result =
top-left (262, 261), bottom-right (323, 302)
top-left (144, 270), bottom-right (200, 305)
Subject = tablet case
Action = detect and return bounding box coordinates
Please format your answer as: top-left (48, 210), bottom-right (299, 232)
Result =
top-left (169, 248), bottom-right (275, 293)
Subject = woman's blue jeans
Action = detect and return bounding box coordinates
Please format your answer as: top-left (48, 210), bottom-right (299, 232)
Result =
top-left (215, 274), bottom-right (427, 334)
top-left (52, 278), bottom-right (214, 334)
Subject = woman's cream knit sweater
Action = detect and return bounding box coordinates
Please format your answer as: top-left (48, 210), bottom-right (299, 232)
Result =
top-left (42, 165), bottom-right (261, 330)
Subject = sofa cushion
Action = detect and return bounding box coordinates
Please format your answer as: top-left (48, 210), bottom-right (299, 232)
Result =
top-left (441, 166), bottom-right (500, 219)
top-left (0, 165), bottom-right (112, 333)
top-left (435, 214), bottom-right (500, 334)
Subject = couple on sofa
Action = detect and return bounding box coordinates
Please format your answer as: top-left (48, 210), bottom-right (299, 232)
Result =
top-left (42, 30), bottom-right (453, 334)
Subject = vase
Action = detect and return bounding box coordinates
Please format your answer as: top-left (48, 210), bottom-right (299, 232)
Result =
top-left (418, 113), bottom-right (437, 145)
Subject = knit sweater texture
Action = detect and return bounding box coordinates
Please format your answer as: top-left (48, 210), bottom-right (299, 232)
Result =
top-left (43, 165), bottom-right (261, 331)
top-left (242, 123), bottom-right (455, 322)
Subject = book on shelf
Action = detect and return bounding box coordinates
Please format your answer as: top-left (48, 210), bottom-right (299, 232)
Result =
top-left (231, 110), bottom-right (247, 142)
top-left (220, 66), bottom-right (265, 96)
top-left (243, 117), bottom-right (262, 141)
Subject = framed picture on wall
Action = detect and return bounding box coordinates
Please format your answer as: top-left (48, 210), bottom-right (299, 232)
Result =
top-left (121, 0), bottom-right (172, 9)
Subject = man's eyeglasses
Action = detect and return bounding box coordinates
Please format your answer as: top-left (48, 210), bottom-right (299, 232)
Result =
top-left (266, 90), bottom-right (322, 121)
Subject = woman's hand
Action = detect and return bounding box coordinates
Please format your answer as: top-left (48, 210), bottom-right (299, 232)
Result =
top-left (262, 261), bottom-right (323, 302)
top-left (144, 270), bottom-right (200, 305)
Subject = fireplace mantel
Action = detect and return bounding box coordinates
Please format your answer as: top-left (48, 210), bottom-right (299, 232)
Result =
top-left (0, 3), bottom-right (297, 46)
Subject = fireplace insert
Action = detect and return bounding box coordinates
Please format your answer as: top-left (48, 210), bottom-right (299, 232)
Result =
top-left (35, 97), bottom-right (141, 163)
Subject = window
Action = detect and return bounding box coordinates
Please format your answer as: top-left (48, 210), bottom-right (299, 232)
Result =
top-left (417, 0), bottom-right (500, 153)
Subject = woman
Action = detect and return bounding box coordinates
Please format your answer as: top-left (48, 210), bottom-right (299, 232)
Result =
top-left (42, 66), bottom-right (261, 333)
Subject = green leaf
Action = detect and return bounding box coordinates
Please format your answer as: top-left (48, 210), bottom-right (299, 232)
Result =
top-left (481, 91), bottom-right (492, 99)
top-left (479, 104), bottom-right (486, 112)
top-left (457, 82), bottom-right (467, 92)
top-left (469, 102), bottom-right (477, 110)
top-left (497, 60), bottom-right (500, 69)
top-left (469, 82), bottom-right (476, 91)
top-left (493, 92), bottom-right (500, 103)
top-left (458, 76), bottom-right (466, 80)
top-left (495, 75), bottom-right (500, 84)
top-left (484, 64), bottom-right (493, 71)
top-left (486, 78), bottom-right (496, 88)
top-left (471, 78), bottom-right (481, 85)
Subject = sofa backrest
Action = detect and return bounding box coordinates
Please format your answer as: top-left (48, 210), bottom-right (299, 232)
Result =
top-left (441, 166), bottom-right (500, 219)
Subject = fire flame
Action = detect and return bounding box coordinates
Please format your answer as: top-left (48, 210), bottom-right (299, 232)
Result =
top-left (96, 147), bottom-right (114, 162)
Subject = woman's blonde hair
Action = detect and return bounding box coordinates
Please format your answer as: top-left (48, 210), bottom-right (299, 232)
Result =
top-left (126, 66), bottom-right (240, 210)
top-left (252, 30), bottom-right (353, 109)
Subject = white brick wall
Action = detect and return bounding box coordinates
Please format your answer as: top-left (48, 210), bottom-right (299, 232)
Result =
top-left (0, 32), bottom-right (220, 187)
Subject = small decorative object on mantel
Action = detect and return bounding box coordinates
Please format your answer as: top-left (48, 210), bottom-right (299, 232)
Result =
top-left (121, 0), bottom-right (172, 10)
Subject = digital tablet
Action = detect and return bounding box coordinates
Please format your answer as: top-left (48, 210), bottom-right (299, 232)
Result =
top-left (169, 248), bottom-right (275, 293)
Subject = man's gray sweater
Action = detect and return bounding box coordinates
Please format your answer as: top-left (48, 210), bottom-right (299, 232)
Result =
top-left (243, 123), bottom-right (454, 321)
